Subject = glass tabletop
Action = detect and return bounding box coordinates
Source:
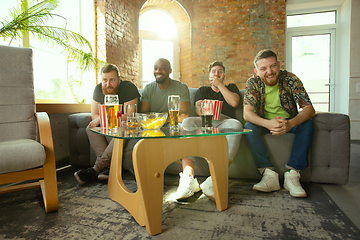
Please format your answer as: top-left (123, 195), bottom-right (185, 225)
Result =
top-left (89, 126), bottom-right (252, 140)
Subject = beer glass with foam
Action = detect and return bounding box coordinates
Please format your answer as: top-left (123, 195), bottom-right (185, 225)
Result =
top-left (168, 95), bottom-right (180, 131)
top-left (104, 95), bottom-right (120, 129)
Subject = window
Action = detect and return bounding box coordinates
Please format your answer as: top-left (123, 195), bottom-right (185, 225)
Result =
top-left (139, 9), bottom-right (179, 88)
top-left (0, 0), bottom-right (95, 103)
top-left (287, 11), bottom-right (336, 28)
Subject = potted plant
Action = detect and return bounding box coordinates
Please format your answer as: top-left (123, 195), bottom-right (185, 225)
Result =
top-left (0, 0), bottom-right (102, 103)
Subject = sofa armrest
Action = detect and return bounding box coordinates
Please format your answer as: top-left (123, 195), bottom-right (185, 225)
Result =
top-left (310, 112), bottom-right (350, 184)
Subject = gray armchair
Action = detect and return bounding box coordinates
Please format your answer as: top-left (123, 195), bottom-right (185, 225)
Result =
top-left (0, 45), bottom-right (58, 213)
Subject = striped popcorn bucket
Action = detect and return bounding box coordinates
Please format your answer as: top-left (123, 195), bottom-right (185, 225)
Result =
top-left (203, 99), bottom-right (223, 120)
top-left (99, 104), bottom-right (122, 129)
top-left (212, 127), bottom-right (221, 134)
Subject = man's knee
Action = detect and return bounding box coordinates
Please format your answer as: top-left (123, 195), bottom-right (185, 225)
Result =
top-left (299, 119), bottom-right (314, 133)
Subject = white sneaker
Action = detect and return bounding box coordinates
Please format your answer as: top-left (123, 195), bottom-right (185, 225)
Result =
top-left (200, 176), bottom-right (215, 201)
top-left (284, 170), bottom-right (307, 198)
top-left (253, 168), bottom-right (280, 192)
top-left (175, 172), bottom-right (201, 200)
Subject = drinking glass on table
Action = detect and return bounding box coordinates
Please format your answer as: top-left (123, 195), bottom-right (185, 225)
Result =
top-left (125, 103), bottom-right (139, 129)
top-left (103, 95), bottom-right (120, 129)
top-left (200, 101), bottom-right (214, 131)
top-left (168, 95), bottom-right (180, 131)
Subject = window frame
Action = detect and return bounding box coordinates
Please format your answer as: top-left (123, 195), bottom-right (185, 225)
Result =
top-left (138, 7), bottom-right (180, 89)
top-left (285, 3), bottom-right (348, 113)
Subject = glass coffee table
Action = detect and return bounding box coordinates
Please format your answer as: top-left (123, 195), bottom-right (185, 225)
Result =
top-left (90, 126), bottom-right (251, 235)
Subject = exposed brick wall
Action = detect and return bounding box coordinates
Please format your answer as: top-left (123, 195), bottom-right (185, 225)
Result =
top-left (189, 0), bottom-right (285, 89)
top-left (95, 0), bottom-right (285, 90)
top-left (95, 0), bottom-right (140, 86)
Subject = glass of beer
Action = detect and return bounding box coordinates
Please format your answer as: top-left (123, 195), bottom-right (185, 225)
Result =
top-left (104, 95), bottom-right (120, 130)
top-left (201, 101), bottom-right (214, 131)
top-left (168, 95), bottom-right (180, 131)
top-left (105, 104), bottom-right (120, 129)
top-left (125, 103), bottom-right (139, 129)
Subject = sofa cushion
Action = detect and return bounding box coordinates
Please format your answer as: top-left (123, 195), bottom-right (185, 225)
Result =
top-left (68, 113), bottom-right (96, 166)
top-left (310, 112), bottom-right (350, 184)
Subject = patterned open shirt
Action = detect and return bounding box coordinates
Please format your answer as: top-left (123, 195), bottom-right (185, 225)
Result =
top-left (243, 70), bottom-right (312, 119)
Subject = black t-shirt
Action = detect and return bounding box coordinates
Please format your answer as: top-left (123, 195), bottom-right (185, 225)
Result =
top-left (93, 80), bottom-right (141, 112)
top-left (194, 83), bottom-right (240, 119)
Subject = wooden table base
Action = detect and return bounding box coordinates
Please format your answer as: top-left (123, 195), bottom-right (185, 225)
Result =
top-left (108, 135), bottom-right (229, 235)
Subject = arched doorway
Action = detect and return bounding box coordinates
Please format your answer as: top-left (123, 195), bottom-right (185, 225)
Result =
top-left (139, 8), bottom-right (179, 88)
top-left (139, 0), bottom-right (192, 87)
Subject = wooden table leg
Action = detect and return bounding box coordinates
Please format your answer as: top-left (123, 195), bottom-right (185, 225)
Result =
top-left (108, 138), bottom-right (146, 226)
top-left (108, 135), bottom-right (229, 236)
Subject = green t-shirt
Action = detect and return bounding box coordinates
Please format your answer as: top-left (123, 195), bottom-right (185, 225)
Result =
top-left (264, 83), bottom-right (290, 120)
top-left (141, 79), bottom-right (190, 113)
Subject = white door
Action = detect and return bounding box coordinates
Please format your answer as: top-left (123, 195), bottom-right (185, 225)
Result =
top-left (287, 29), bottom-right (335, 112)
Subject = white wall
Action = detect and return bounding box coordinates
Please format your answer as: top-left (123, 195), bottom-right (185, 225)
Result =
top-left (337, 0), bottom-right (351, 115)
top-left (349, 0), bottom-right (360, 139)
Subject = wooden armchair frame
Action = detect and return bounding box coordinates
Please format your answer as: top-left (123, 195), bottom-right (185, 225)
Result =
top-left (0, 112), bottom-right (59, 213)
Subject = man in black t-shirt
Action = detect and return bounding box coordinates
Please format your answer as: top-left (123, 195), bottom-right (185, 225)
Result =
top-left (176, 61), bottom-right (243, 201)
top-left (74, 64), bottom-right (140, 183)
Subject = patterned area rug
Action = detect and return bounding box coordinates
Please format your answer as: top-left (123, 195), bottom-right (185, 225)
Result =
top-left (1, 168), bottom-right (359, 240)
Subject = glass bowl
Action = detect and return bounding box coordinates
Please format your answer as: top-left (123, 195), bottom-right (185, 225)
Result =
top-left (137, 112), bottom-right (168, 130)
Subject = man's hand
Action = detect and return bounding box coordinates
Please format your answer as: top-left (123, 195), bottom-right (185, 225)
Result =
top-left (209, 75), bottom-right (224, 89)
top-left (89, 117), bottom-right (100, 128)
top-left (266, 117), bottom-right (291, 135)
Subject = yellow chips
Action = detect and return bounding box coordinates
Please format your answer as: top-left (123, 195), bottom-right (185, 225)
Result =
top-left (141, 116), bottom-right (166, 129)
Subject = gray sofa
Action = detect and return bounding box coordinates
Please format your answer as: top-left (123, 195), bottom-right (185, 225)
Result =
top-left (68, 88), bottom-right (351, 184)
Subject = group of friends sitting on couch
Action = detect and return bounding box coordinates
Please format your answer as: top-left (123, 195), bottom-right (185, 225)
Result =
top-left (74, 49), bottom-right (316, 200)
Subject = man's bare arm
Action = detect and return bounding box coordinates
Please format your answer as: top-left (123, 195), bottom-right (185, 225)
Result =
top-left (140, 101), bottom-right (150, 113)
top-left (89, 100), bottom-right (101, 127)
top-left (287, 105), bottom-right (315, 129)
top-left (216, 84), bottom-right (240, 107)
top-left (179, 101), bottom-right (190, 123)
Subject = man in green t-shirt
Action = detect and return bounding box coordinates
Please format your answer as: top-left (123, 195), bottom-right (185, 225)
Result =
top-left (243, 49), bottom-right (315, 198)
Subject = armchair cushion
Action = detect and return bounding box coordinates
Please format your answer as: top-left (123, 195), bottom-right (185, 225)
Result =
top-left (0, 139), bottom-right (45, 174)
top-left (0, 47), bottom-right (36, 142)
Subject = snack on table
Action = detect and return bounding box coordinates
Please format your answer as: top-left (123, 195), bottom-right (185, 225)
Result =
top-left (137, 113), bottom-right (168, 130)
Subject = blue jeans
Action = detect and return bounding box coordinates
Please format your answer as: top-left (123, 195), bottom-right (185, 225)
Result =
top-left (244, 119), bottom-right (314, 171)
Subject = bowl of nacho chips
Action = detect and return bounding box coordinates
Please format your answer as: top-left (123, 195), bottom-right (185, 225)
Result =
top-left (137, 112), bottom-right (168, 130)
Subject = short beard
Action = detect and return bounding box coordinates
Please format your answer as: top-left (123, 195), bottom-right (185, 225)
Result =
top-left (155, 77), bottom-right (166, 84)
top-left (102, 84), bottom-right (119, 95)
